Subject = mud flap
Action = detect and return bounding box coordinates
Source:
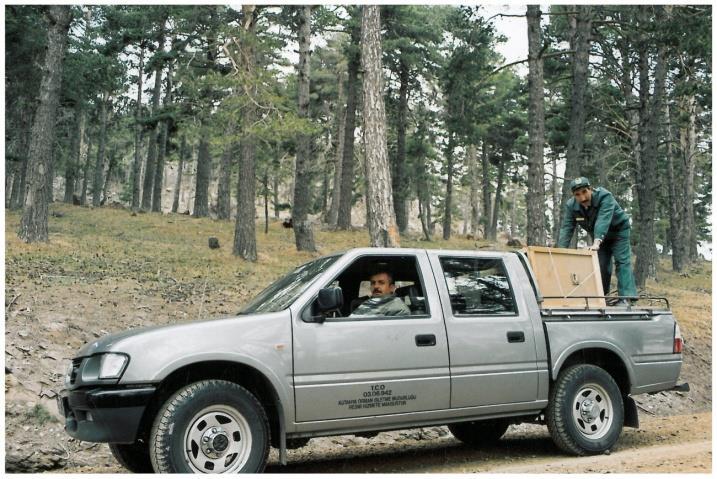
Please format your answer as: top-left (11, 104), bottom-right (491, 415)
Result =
top-left (623, 395), bottom-right (639, 428)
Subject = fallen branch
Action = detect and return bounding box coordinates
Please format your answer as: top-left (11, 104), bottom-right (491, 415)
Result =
top-left (6, 293), bottom-right (21, 313)
top-left (635, 403), bottom-right (656, 415)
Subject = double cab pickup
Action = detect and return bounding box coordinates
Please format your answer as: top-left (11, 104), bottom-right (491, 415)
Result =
top-left (58, 247), bottom-right (687, 473)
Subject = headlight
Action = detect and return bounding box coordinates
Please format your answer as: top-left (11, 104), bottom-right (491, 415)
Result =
top-left (98, 353), bottom-right (129, 379)
top-left (64, 361), bottom-right (74, 385)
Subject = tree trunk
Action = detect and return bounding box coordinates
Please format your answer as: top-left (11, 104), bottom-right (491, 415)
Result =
top-left (65, 108), bottom-right (86, 203)
top-left (415, 126), bottom-right (432, 242)
top-left (80, 136), bottom-right (93, 206)
top-left (417, 180), bottom-right (432, 242)
top-left (102, 148), bottom-right (116, 204)
top-left (320, 139), bottom-right (329, 216)
top-left (141, 23), bottom-right (166, 211)
top-left (665, 104), bottom-right (684, 271)
top-left (393, 58), bottom-right (410, 233)
top-left (337, 20), bottom-right (361, 230)
top-left (233, 5), bottom-right (258, 260)
top-left (8, 163), bottom-right (19, 208)
top-left (193, 135), bottom-right (211, 218)
top-left (9, 109), bottom-right (32, 209)
top-left (131, 45), bottom-right (145, 212)
top-left (216, 139), bottom-right (233, 220)
top-left (272, 147), bottom-right (280, 219)
top-left (509, 186), bottom-right (519, 238)
top-left (47, 146), bottom-right (55, 203)
top-left (526, 5), bottom-right (547, 246)
top-left (467, 144), bottom-right (481, 237)
top-left (10, 157), bottom-right (26, 209)
top-left (263, 169), bottom-right (269, 234)
top-left (442, 135), bottom-right (454, 240)
top-left (292, 5), bottom-right (317, 251)
top-left (634, 6), bottom-right (667, 287)
top-left (679, 93), bottom-right (698, 262)
top-left (327, 73), bottom-right (346, 227)
top-left (361, 6), bottom-right (400, 247)
top-left (234, 130), bottom-right (257, 258)
top-left (551, 153), bottom-right (561, 243)
top-left (559, 5), bottom-right (593, 231)
top-left (152, 59), bottom-right (173, 213)
top-left (92, 92), bottom-right (109, 207)
top-left (481, 141), bottom-right (492, 232)
top-left (489, 159), bottom-right (506, 241)
top-left (62, 111), bottom-right (78, 204)
top-left (19, 6), bottom-right (71, 242)
top-left (171, 135), bottom-right (186, 213)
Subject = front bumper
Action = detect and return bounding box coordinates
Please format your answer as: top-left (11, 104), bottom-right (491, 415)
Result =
top-left (58, 386), bottom-right (156, 444)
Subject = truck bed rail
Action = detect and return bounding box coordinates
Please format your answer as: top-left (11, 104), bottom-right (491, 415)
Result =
top-left (540, 295), bottom-right (671, 318)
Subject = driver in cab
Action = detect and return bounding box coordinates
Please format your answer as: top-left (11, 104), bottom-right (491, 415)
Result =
top-left (350, 271), bottom-right (411, 317)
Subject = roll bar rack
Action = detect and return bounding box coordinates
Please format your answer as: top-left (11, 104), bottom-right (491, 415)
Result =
top-left (540, 295), bottom-right (671, 317)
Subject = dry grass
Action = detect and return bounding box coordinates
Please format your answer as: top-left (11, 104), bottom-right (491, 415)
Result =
top-left (5, 204), bottom-right (710, 315)
top-left (5, 204), bottom-right (503, 316)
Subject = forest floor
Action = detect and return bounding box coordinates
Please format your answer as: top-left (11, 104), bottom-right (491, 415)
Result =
top-left (4, 203), bottom-right (712, 473)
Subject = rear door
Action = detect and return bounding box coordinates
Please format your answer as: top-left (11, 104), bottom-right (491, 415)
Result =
top-left (292, 250), bottom-right (450, 422)
top-left (429, 251), bottom-right (540, 408)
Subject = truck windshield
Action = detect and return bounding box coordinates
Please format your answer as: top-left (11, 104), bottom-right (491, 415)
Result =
top-left (240, 255), bottom-right (340, 314)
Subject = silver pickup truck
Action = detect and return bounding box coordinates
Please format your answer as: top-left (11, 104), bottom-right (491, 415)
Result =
top-left (58, 247), bottom-right (688, 473)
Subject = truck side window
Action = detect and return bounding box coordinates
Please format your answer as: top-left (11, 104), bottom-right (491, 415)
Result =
top-left (320, 255), bottom-right (429, 319)
top-left (439, 257), bottom-right (518, 316)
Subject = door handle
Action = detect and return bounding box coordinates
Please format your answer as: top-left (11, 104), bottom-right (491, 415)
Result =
top-left (415, 334), bottom-right (436, 347)
top-left (507, 331), bottom-right (525, 343)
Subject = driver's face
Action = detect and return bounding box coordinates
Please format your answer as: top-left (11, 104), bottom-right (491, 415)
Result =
top-left (370, 273), bottom-right (395, 297)
top-left (573, 187), bottom-right (592, 207)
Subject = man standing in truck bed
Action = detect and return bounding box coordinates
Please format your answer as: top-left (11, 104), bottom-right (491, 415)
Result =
top-left (558, 177), bottom-right (638, 304)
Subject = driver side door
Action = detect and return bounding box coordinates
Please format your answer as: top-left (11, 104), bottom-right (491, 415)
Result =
top-left (291, 251), bottom-right (450, 422)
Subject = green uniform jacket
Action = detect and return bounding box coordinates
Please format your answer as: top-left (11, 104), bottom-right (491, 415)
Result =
top-left (350, 295), bottom-right (411, 317)
top-left (558, 187), bottom-right (630, 248)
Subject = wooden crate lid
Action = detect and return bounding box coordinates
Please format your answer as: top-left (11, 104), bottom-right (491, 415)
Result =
top-left (523, 246), bottom-right (606, 308)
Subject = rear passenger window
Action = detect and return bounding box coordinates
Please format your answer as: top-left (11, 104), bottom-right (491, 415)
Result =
top-left (439, 257), bottom-right (518, 316)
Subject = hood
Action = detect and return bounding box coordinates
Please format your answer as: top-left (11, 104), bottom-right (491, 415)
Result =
top-left (76, 314), bottom-right (266, 357)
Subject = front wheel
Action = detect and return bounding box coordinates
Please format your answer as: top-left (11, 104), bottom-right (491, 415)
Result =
top-left (149, 380), bottom-right (270, 473)
top-left (547, 364), bottom-right (624, 455)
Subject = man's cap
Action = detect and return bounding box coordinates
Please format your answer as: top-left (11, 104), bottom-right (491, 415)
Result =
top-left (570, 177), bottom-right (591, 192)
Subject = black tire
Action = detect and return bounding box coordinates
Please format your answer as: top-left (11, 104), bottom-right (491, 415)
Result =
top-left (149, 380), bottom-right (270, 473)
top-left (448, 419), bottom-right (510, 447)
top-left (109, 442), bottom-right (153, 473)
top-left (547, 364), bottom-right (624, 455)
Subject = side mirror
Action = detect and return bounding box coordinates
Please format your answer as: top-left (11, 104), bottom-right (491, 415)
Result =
top-left (303, 287), bottom-right (343, 323)
top-left (317, 287), bottom-right (343, 313)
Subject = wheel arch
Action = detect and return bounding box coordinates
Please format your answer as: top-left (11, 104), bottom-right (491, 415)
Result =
top-left (136, 360), bottom-right (286, 450)
top-left (552, 345), bottom-right (633, 396)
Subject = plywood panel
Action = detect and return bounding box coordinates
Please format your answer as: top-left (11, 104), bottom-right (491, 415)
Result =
top-left (524, 246), bottom-right (605, 308)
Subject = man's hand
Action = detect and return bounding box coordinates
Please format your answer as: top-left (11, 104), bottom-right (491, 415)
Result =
top-left (588, 239), bottom-right (602, 251)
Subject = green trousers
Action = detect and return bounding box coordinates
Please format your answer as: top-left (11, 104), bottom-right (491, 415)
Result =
top-left (597, 230), bottom-right (638, 297)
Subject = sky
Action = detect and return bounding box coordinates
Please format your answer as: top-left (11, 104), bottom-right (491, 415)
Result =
top-left (481, 4), bottom-right (530, 75)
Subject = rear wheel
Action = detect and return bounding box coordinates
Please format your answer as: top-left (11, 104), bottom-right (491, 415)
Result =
top-left (109, 442), bottom-right (153, 473)
top-left (448, 419), bottom-right (510, 447)
top-left (149, 380), bottom-right (270, 473)
top-left (547, 364), bottom-right (624, 455)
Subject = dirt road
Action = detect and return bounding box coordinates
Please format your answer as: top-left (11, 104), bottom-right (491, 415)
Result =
top-left (263, 412), bottom-right (711, 474)
top-left (53, 412), bottom-right (710, 474)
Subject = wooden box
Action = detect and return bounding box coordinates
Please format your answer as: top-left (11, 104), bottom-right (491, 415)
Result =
top-left (524, 246), bottom-right (605, 308)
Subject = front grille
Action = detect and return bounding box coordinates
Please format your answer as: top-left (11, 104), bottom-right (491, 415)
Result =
top-left (70, 358), bottom-right (83, 385)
